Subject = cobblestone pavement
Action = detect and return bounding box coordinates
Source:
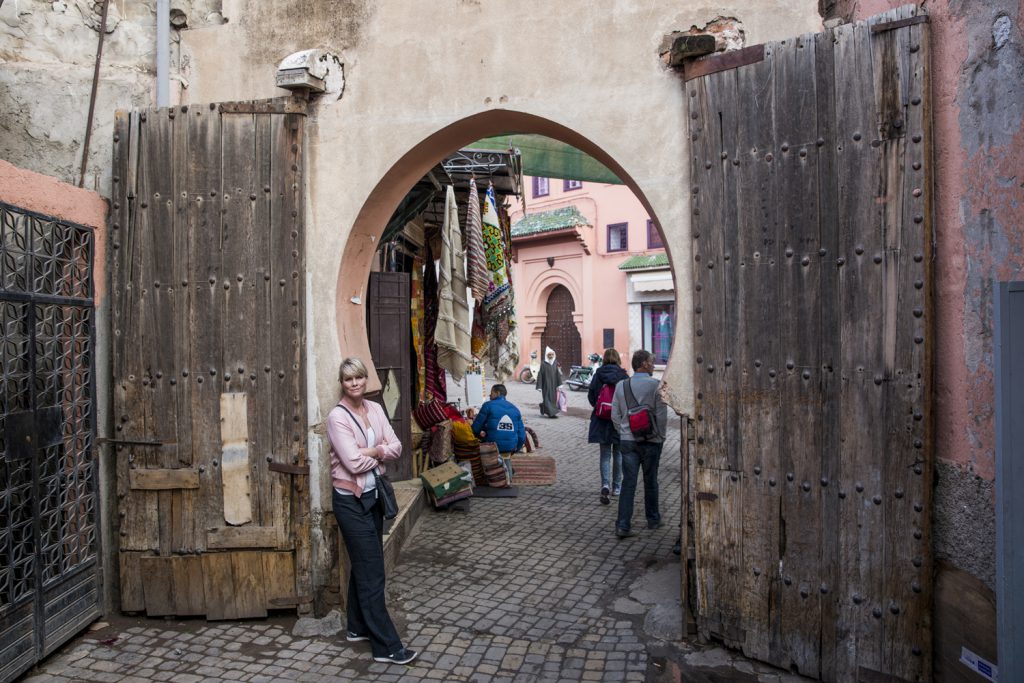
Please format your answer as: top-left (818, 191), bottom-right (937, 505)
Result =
top-left (22, 379), bottom-right (809, 683)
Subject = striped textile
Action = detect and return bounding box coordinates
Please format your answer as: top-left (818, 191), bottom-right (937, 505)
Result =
top-left (465, 179), bottom-right (489, 303)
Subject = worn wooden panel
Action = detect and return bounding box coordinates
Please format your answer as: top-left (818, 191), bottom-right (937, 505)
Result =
top-left (171, 555), bottom-right (206, 616)
top-left (262, 552), bottom-right (297, 608)
top-left (270, 111), bottom-right (311, 608)
top-left (733, 45), bottom-right (784, 667)
top-left (688, 6), bottom-right (932, 681)
top-left (368, 272), bottom-right (413, 481)
top-left (202, 551), bottom-right (267, 621)
top-left (773, 34), bottom-right (826, 677)
top-left (693, 468), bottom-right (744, 646)
top-left (129, 468), bottom-right (200, 490)
top-left (206, 526), bottom-right (279, 549)
top-left (220, 392), bottom-right (252, 525)
top-left (118, 551), bottom-right (145, 612)
top-left (140, 555), bottom-right (176, 616)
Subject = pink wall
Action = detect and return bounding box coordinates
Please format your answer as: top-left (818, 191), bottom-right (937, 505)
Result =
top-left (0, 159), bottom-right (109, 299)
top-left (509, 178), bottom-right (665, 368)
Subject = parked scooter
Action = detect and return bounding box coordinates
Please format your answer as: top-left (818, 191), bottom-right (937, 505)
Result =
top-left (518, 351), bottom-right (541, 384)
top-left (565, 353), bottom-right (602, 391)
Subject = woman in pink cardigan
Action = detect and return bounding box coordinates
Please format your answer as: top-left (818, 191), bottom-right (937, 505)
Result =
top-left (328, 357), bottom-right (417, 666)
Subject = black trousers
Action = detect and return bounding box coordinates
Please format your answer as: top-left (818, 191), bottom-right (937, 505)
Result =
top-left (332, 489), bottom-right (402, 657)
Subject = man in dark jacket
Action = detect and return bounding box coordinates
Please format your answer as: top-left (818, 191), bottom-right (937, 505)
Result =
top-left (588, 348), bottom-right (629, 505)
top-left (472, 384), bottom-right (526, 454)
top-left (536, 347), bottom-right (562, 418)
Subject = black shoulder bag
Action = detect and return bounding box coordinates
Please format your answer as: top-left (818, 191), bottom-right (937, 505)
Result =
top-left (338, 404), bottom-right (399, 520)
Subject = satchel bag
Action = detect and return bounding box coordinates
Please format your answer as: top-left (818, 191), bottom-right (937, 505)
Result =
top-left (337, 403), bottom-right (399, 520)
top-left (623, 379), bottom-right (656, 440)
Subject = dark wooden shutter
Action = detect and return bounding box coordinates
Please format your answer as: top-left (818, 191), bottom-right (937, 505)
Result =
top-left (367, 271), bottom-right (413, 481)
top-left (111, 98), bottom-right (310, 619)
top-left (540, 285), bottom-right (581, 367)
top-left (687, 6), bottom-right (932, 681)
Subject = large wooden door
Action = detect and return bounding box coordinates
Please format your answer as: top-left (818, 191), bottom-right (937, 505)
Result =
top-left (367, 272), bottom-right (413, 481)
top-left (111, 98), bottom-right (310, 619)
top-left (540, 285), bottom-right (581, 368)
top-left (687, 6), bottom-right (932, 681)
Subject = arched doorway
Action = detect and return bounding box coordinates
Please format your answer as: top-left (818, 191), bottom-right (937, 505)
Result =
top-left (540, 285), bottom-right (581, 369)
top-left (334, 109), bottom-right (677, 393)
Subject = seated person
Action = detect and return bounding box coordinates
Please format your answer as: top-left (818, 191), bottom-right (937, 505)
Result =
top-left (471, 383), bottom-right (526, 455)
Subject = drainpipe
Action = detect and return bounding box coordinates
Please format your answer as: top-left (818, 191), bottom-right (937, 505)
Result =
top-left (156, 0), bottom-right (169, 107)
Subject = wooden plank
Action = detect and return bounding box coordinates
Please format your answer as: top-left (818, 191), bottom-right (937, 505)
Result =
top-left (694, 467), bottom-right (744, 646)
top-left (140, 555), bottom-right (176, 616)
top-left (261, 551), bottom-right (297, 608)
top-left (684, 44), bottom-right (766, 82)
top-left (202, 551), bottom-right (268, 620)
top-left (206, 525), bottom-right (280, 549)
top-left (273, 112), bottom-right (310, 607)
top-left (268, 462), bottom-right (309, 475)
top-left (170, 105), bottom-right (196, 554)
top-left (252, 112), bottom-right (277, 532)
top-left (189, 103), bottom-right (224, 550)
top-left (834, 16), bottom-right (887, 679)
top-left (814, 23), bottom-right (842, 683)
top-left (128, 468), bottom-right (200, 490)
top-left (218, 97), bottom-right (308, 115)
top-left (118, 551), bottom-right (145, 612)
top-left (171, 555), bottom-right (206, 616)
top-left (689, 67), bottom-right (732, 474)
top-left (880, 11), bottom-right (932, 680)
top-left (870, 14), bottom-right (928, 33)
top-left (732, 45), bottom-right (783, 668)
top-left (219, 392), bottom-right (253, 525)
top-left (773, 33), bottom-right (824, 678)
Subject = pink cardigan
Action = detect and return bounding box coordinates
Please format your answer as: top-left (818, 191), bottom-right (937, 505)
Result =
top-left (328, 401), bottom-right (403, 496)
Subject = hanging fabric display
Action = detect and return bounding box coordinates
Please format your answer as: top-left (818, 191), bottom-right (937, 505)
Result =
top-left (435, 185), bottom-right (474, 381)
top-left (480, 184), bottom-right (519, 380)
top-left (421, 242), bottom-right (447, 402)
top-left (465, 178), bottom-right (489, 304)
top-left (410, 255), bottom-right (426, 402)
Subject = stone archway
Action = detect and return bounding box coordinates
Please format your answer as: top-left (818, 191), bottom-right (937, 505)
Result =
top-left (334, 109), bottom-right (674, 390)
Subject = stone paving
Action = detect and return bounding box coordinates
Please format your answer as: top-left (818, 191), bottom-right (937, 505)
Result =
top-left (21, 379), bottom-right (809, 683)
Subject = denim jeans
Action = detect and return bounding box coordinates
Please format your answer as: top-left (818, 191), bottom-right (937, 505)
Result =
top-left (332, 489), bottom-right (403, 658)
top-left (616, 440), bottom-right (663, 532)
top-left (599, 442), bottom-right (622, 491)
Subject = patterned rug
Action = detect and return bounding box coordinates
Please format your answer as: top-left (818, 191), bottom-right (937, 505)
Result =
top-left (510, 455), bottom-right (556, 486)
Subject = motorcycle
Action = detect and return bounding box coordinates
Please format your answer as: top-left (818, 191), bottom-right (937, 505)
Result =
top-left (518, 351), bottom-right (541, 384)
top-left (564, 353), bottom-right (602, 391)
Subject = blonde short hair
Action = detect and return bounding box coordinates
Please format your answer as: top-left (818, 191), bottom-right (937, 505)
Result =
top-left (338, 357), bottom-right (368, 382)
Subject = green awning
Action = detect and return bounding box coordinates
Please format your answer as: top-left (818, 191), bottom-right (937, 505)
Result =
top-left (618, 253), bottom-right (670, 271)
top-left (466, 134), bottom-right (623, 185)
top-left (511, 205), bottom-right (591, 238)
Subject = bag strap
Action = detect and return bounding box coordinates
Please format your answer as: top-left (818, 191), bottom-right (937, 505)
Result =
top-left (338, 403), bottom-right (381, 475)
top-left (624, 378), bottom-right (639, 409)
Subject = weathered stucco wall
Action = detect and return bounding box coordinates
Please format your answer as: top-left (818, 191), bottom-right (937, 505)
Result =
top-left (0, 0), bottom-right (224, 192)
top-left (844, 0), bottom-right (1024, 591)
top-left (179, 0), bottom-right (823, 601)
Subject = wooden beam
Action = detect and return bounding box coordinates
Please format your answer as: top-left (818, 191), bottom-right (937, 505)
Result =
top-left (683, 44), bottom-right (765, 82)
top-left (206, 525), bottom-right (280, 549)
top-left (870, 14), bottom-right (928, 33)
top-left (129, 468), bottom-right (199, 490)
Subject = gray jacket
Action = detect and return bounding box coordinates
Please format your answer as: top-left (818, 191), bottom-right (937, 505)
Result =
top-left (610, 372), bottom-right (667, 443)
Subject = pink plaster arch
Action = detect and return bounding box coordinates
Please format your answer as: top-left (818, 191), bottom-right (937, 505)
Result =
top-left (336, 109), bottom-right (671, 387)
top-left (526, 269), bottom-right (584, 319)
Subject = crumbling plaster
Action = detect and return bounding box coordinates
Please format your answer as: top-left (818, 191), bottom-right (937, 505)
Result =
top-left (0, 0), bottom-right (223, 191)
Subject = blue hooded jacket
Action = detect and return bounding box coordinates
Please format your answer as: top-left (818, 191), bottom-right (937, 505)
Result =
top-left (471, 396), bottom-right (526, 453)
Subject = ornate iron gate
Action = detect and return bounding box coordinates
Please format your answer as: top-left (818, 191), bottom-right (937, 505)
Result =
top-left (0, 202), bottom-right (99, 681)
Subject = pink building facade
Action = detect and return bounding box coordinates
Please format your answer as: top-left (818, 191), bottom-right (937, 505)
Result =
top-left (509, 176), bottom-right (674, 372)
